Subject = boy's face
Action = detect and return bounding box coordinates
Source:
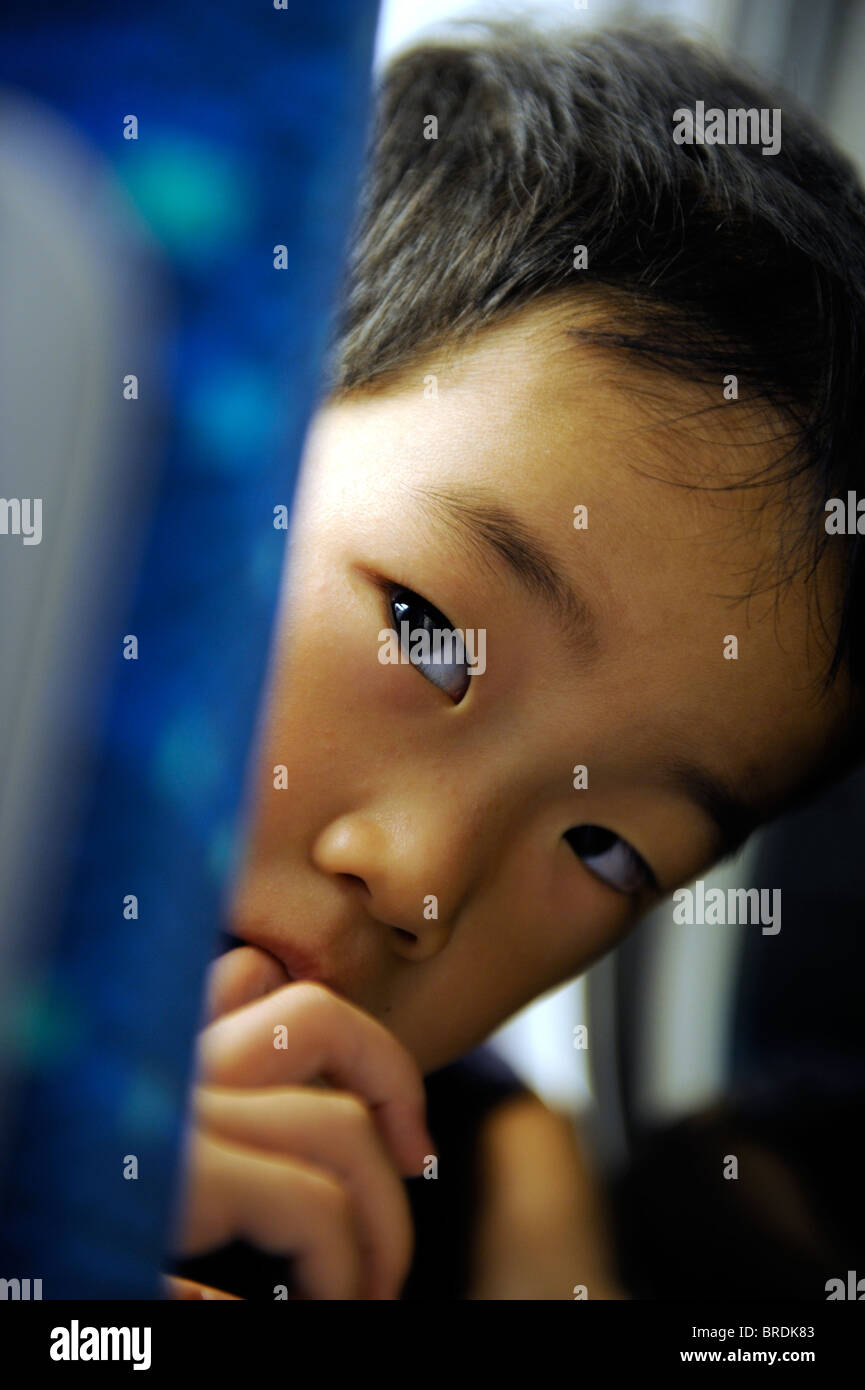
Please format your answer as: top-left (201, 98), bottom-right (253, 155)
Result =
top-left (229, 297), bottom-right (851, 1076)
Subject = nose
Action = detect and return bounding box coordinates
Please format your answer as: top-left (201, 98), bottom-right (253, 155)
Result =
top-left (310, 809), bottom-right (476, 963)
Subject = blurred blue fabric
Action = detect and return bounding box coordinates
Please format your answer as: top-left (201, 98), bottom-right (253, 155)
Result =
top-left (0, 0), bottom-right (379, 1297)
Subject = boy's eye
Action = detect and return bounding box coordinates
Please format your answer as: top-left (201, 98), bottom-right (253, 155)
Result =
top-left (388, 585), bottom-right (471, 703)
top-left (565, 824), bottom-right (655, 896)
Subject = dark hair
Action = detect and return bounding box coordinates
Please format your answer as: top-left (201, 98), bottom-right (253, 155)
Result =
top-left (326, 18), bottom-right (865, 699)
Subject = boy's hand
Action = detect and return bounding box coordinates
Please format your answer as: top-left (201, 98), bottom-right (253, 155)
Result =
top-left (165, 946), bottom-right (433, 1301)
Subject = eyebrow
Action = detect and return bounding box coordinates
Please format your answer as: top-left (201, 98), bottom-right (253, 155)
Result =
top-left (410, 484), bottom-right (600, 661)
top-left (660, 756), bottom-right (764, 863)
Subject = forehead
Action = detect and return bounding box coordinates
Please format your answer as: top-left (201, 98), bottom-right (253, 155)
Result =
top-left (335, 292), bottom-right (789, 504)
top-left (326, 295), bottom-right (805, 605)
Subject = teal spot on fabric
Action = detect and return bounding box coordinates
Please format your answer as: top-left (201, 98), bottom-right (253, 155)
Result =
top-left (207, 819), bottom-right (240, 881)
top-left (117, 135), bottom-right (250, 260)
top-left (120, 1068), bottom-right (178, 1137)
top-left (185, 364), bottom-right (277, 471)
top-left (1, 976), bottom-right (85, 1068)
top-left (154, 714), bottom-right (225, 805)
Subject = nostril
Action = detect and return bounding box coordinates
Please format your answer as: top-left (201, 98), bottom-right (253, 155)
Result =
top-left (392, 927), bottom-right (417, 944)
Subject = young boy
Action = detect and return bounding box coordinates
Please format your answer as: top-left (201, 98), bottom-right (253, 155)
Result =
top-left (166, 19), bottom-right (865, 1299)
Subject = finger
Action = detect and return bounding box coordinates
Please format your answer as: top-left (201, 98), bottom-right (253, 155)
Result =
top-left (161, 1275), bottom-right (242, 1301)
top-left (198, 982), bottom-right (433, 1175)
top-left (204, 945), bottom-right (290, 1024)
top-left (195, 1085), bottom-right (414, 1299)
top-left (175, 1130), bottom-right (363, 1300)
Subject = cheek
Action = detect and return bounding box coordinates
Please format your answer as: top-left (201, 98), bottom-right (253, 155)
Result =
top-left (515, 917), bottom-right (627, 1004)
top-left (527, 843), bottom-right (639, 976)
top-left (450, 882), bottom-right (634, 1034)
top-left (252, 574), bottom-right (420, 824)
top-left (389, 901), bottom-right (633, 1076)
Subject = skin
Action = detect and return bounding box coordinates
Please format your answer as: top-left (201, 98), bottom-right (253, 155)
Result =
top-left (228, 294), bottom-right (853, 1077)
top-left (170, 295), bottom-right (855, 1298)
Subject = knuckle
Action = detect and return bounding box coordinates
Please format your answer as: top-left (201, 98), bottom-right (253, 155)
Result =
top-left (308, 1170), bottom-right (353, 1225)
top-left (287, 980), bottom-right (342, 1017)
top-left (293, 979), bottom-right (338, 1003)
